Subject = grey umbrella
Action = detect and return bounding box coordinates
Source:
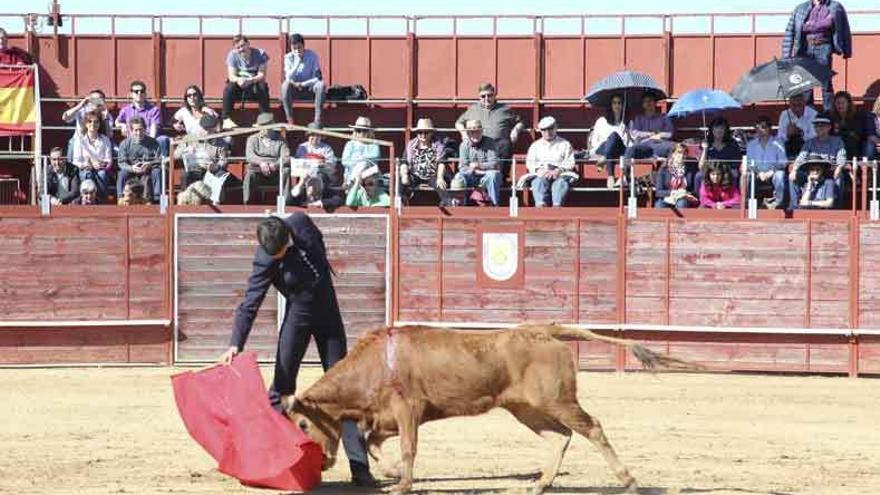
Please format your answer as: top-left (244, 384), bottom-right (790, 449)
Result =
top-left (584, 70), bottom-right (667, 108)
top-left (730, 57), bottom-right (834, 105)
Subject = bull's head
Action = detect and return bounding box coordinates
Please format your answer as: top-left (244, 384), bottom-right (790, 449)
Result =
top-left (283, 395), bottom-right (341, 471)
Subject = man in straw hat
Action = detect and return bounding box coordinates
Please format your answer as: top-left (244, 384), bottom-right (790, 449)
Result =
top-left (453, 119), bottom-right (502, 206)
top-left (342, 116), bottom-right (381, 188)
top-left (791, 159), bottom-right (836, 209)
top-left (401, 117), bottom-right (450, 205)
top-left (790, 113), bottom-right (847, 207)
top-left (243, 112), bottom-right (290, 204)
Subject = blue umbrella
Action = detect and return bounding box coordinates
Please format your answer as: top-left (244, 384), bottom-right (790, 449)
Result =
top-left (667, 88), bottom-right (742, 128)
top-left (584, 70), bottom-right (667, 108)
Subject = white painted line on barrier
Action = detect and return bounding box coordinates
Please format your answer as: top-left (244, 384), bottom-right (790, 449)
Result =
top-left (0, 319), bottom-right (171, 328)
top-left (393, 321), bottom-right (857, 336)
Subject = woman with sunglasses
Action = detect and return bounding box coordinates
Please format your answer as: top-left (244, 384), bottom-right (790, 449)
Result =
top-left (172, 85), bottom-right (218, 136)
top-left (345, 162), bottom-right (389, 208)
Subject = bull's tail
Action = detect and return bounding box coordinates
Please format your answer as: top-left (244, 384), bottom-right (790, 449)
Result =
top-left (523, 323), bottom-right (703, 372)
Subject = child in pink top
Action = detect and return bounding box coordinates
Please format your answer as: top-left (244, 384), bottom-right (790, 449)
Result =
top-left (699, 161), bottom-right (740, 209)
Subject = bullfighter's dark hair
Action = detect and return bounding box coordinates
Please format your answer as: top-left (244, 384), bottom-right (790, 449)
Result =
top-left (257, 216), bottom-right (289, 256)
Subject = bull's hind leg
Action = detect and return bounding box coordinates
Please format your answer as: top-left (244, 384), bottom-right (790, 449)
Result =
top-left (506, 405), bottom-right (573, 495)
top-left (366, 430), bottom-right (403, 479)
top-left (551, 403), bottom-right (638, 493)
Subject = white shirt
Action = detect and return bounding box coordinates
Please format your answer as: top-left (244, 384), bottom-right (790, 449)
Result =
top-left (173, 106), bottom-right (217, 135)
top-left (588, 116), bottom-right (630, 154)
top-left (525, 136), bottom-right (575, 173)
top-left (746, 137), bottom-right (788, 173)
top-left (777, 106), bottom-right (817, 143)
top-left (72, 133), bottom-right (113, 170)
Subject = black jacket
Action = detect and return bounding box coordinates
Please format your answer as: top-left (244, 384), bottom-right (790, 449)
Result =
top-left (47, 163), bottom-right (81, 204)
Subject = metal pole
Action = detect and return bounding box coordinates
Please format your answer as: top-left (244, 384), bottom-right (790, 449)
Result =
top-left (32, 64), bottom-right (43, 206)
top-left (159, 157), bottom-right (168, 214)
top-left (509, 157), bottom-right (518, 217)
top-left (276, 156), bottom-right (286, 214)
top-left (627, 159), bottom-right (637, 219)
top-left (747, 157), bottom-right (757, 219)
top-left (869, 158), bottom-right (878, 221)
top-left (40, 155), bottom-right (50, 216)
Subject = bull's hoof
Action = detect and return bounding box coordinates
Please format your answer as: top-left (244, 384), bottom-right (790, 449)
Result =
top-left (529, 484), bottom-right (547, 495)
top-left (382, 460), bottom-right (402, 479)
top-left (389, 481), bottom-right (412, 494)
top-left (623, 478), bottom-right (640, 494)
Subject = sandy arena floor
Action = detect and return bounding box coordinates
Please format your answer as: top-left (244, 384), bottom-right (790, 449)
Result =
top-left (2, 366), bottom-right (878, 495)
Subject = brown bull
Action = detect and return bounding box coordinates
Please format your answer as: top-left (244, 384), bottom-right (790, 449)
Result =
top-left (285, 323), bottom-right (698, 494)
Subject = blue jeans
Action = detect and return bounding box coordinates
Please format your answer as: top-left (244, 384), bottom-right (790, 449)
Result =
top-left (803, 42), bottom-right (834, 111)
top-left (531, 176), bottom-right (569, 207)
top-left (654, 198), bottom-right (689, 209)
top-left (281, 79), bottom-right (326, 125)
top-left (117, 167), bottom-right (163, 202)
top-left (596, 133), bottom-right (626, 177)
top-left (453, 170), bottom-right (502, 206)
top-left (78, 168), bottom-right (113, 199)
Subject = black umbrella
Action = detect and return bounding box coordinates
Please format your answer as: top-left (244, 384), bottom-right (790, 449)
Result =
top-left (584, 70), bottom-right (667, 108)
top-left (731, 57), bottom-right (834, 105)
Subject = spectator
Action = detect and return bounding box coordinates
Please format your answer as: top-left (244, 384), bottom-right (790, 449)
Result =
top-left (792, 159), bottom-right (836, 209)
top-left (453, 119), bottom-right (502, 206)
top-left (588, 93), bottom-right (631, 189)
top-left (294, 122), bottom-right (340, 189)
top-left (78, 179), bottom-right (99, 205)
top-left (61, 89), bottom-right (113, 162)
top-left (175, 113), bottom-right (231, 190)
top-left (455, 82), bottom-right (525, 161)
top-left (46, 147), bottom-right (80, 205)
top-left (777, 93), bottom-right (817, 159)
top-left (525, 116), bottom-right (577, 207)
top-left (400, 118), bottom-right (448, 205)
top-left (699, 161), bottom-right (741, 209)
top-left (790, 113), bottom-right (846, 207)
top-left (622, 93), bottom-right (675, 186)
top-left (176, 180), bottom-right (213, 206)
top-left (117, 116), bottom-right (162, 203)
top-left (341, 116), bottom-right (381, 187)
top-left (654, 143), bottom-right (696, 209)
top-left (71, 110), bottom-right (113, 199)
top-left (172, 85), bottom-right (218, 136)
top-left (868, 98), bottom-right (880, 160)
top-left (244, 112), bottom-right (291, 205)
top-left (746, 116), bottom-right (789, 209)
top-left (695, 117), bottom-right (743, 194)
top-left (222, 35), bottom-right (270, 129)
top-left (116, 80), bottom-right (170, 157)
top-left (346, 164), bottom-right (390, 208)
top-left (0, 27), bottom-right (32, 65)
top-left (117, 179), bottom-right (148, 206)
top-left (782, 0), bottom-right (851, 111)
top-left (280, 33), bottom-right (326, 126)
top-left (289, 172), bottom-right (343, 210)
top-left (830, 90), bottom-right (873, 159)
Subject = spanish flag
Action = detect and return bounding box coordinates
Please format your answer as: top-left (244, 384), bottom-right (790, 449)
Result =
top-left (0, 68), bottom-right (36, 136)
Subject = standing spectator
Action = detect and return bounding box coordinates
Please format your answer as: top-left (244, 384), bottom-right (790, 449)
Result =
top-left (400, 118), bottom-right (448, 204)
top-left (117, 179), bottom-right (148, 206)
top-left (746, 116), bottom-right (789, 209)
top-left (867, 99), bottom-right (880, 160)
top-left (654, 144), bottom-right (697, 209)
top-left (525, 116), bottom-right (577, 208)
top-left (172, 85), bottom-right (218, 136)
top-left (346, 164), bottom-right (390, 208)
top-left (78, 179), bottom-right (99, 205)
top-left (455, 82), bottom-right (525, 162)
top-left (117, 117), bottom-right (162, 203)
top-left (61, 89), bottom-right (113, 162)
top-left (699, 161), bottom-right (741, 209)
top-left (588, 94), bottom-right (631, 189)
top-left (790, 113), bottom-right (847, 207)
top-left (341, 116), bottom-right (381, 187)
top-left (71, 110), bottom-right (114, 199)
top-left (777, 93), bottom-right (818, 159)
top-left (46, 147), bottom-right (80, 205)
top-left (782, 0), bottom-right (851, 111)
top-left (453, 119), bottom-right (502, 206)
top-left (281, 33), bottom-right (326, 126)
top-left (294, 122), bottom-right (340, 189)
top-left (222, 35), bottom-right (270, 129)
top-left (244, 113), bottom-right (291, 205)
top-left (0, 27), bottom-right (32, 65)
top-left (622, 93), bottom-right (676, 185)
top-left (830, 91), bottom-right (873, 159)
top-left (792, 160), bottom-right (836, 209)
top-left (695, 117), bottom-right (743, 194)
top-left (116, 80), bottom-right (170, 156)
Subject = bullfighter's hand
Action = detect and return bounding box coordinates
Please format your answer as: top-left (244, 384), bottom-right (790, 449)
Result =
top-left (219, 346), bottom-right (238, 365)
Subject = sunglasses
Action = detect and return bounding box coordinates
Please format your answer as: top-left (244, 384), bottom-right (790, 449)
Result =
top-left (86, 120), bottom-right (100, 125)
top-left (131, 88), bottom-right (145, 94)
top-left (479, 93), bottom-right (494, 99)
top-left (186, 92), bottom-right (200, 98)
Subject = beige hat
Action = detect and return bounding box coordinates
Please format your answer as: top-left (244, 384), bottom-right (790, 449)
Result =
top-left (360, 163), bottom-right (381, 180)
top-left (537, 116), bottom-right (557, 130)
top-left (413, 118), bottom-right (435, 132)
top-left (255, 112), bottom-right (275, 126)
top-left (465, 119), bottom-right (483, 131)
top-left (349, 116), bottom-right (373, 131)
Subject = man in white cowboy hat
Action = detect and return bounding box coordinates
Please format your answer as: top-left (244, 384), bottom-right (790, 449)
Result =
top-left (243, 112), bottom-right (290, 204)
top-left (401, 117), bottom-right (449, 205)
top-left (790, 112), bottom-right (847, 207)
top-left (792, 159), bottom-right (836, 209)
top-left (346, 162), bottom-right (390, 208)
top-left (525, 116), bottom-right (577, 207)
top-left (452, 119), bottom-right (502, 206)
top-left (342, 116), bottom-right (381, 188)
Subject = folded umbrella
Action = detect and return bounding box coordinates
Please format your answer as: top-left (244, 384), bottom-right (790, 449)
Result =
top-left (731, 57), bottom-right (833, 105)
top-left (171, 352), bottom-right (323, 491)
top-left (667, 88), bottom-right (742, 128)
top-left (584, 70), bottom-right (667, 108)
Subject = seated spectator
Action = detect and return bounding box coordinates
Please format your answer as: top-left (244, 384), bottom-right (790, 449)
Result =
top-left (452, 119), bottom-right (502, 206)
top-left (455, 82), bottom-right (525, 161)
top-left (175, 113), bottom-right (231, 187)
top-left (46, 147), bottom-right (80, 205)
top-left (831, 91), bottom-right (873, 160)
top-left (281, 33), bottom-right (326, 126)
top-left (790, 113), bottom-right (847, 207)
top-left (78, 179), bottom-right (99, 205)
top-left (525, 116), bottom-right (577, 207)
top-left (289, 173), bottom-right (343, 210)
top-left (699, 161), bottom-right (741, 209)
top-left (116, 80), bottom-right (170, 156)
top-left (61, 89), bottom-right (113, 162)
top-left (172, 85), bottom-right (218, 136)
top-left (869, 98), bottom-right (880, 160)
top-left (176, 180), bottom-right (213, 206)
top-left (244, 112), bottom-right (291, 205)
top-left (0, 27), bottom-right (32, 65)
top-left (222, 35), bottom-right (270, 129)
top-left (117, 116), bottom-right (162, 203)
top-left (341, 116), bottom-right (381, 188)
top-left (588, 93), bottom-right (630, 188)
top-left (71, 110), bottom-right (114, 199)
top-left (346, 164), bottom-right (390, 208)
top-left (294, 122), bottom-right (340, 189)
top-left (117, 179), bottom-right (148, 206)
top-left (777, 93), bottom-right (817, 159)
top-left (745, 116), bottom-right (788, 209)
top-left (622, 93), bottom-right (675, 185)
top-left (654, 144), bottom-right (697, 209)
top-left (400, 118), bottom-right (448, 205)
top-left (792, 160), bottom-right (836, 209)
top-left (695, 116), bottom-right (743, 194)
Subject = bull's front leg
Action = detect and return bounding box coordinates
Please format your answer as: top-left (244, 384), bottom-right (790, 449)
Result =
top-left (389, 397), bottom-right (421, 494)
top-left (366, 430), bottom-right (402, 479)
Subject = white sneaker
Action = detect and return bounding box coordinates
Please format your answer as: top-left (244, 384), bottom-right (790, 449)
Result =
top-left (222, 118), bottom-right (238, 130)
top-left (606, 177), bottom-right (616, 189)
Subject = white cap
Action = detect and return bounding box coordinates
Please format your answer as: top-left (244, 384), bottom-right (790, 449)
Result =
top-left (537, 116), bottom-right (557, 130)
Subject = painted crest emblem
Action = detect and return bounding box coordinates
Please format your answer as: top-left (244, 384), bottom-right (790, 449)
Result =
top-left (482, 233), bottom-right (519, 281)
top-left (789, 73), bottom-right (803, 85)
